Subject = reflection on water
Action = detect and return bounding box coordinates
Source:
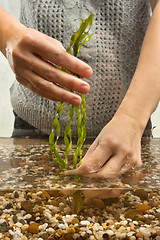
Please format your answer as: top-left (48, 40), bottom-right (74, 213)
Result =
top-left (0, 138), bottom-right (160, 239)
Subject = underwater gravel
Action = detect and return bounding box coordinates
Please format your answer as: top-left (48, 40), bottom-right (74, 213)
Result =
top-left (0, 140), bottom-right (160, 239)
top-left (0, 189), bottom-right (160, 239)
top-left (0, 142), bottom-right (159, 190)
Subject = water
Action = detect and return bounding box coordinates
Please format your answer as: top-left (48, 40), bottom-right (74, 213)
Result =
top-left (0, 138), bottom-right (159, 239)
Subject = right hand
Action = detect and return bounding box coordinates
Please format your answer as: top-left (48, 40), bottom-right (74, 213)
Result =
top-left (6, 27), bottom-right (92, 105)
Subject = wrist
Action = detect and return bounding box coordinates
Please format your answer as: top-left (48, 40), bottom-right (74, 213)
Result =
top-left (0, 6), bottom-right (25, 56)
top-left (114, 110), bottom-right (147, 138)
top-left (115, 91), bottom-right (152, 137)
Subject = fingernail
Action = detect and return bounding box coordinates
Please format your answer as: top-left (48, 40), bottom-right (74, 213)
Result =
top-left (84, 67), bottom-right (92, 77)
top-left (73, 97), bottom-right (81, 106)
top-left (81, 84), bottom-right (90, 93)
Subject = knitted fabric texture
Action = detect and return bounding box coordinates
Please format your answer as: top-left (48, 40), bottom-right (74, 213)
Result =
top-left (10, 0), bottom-right (151, 137)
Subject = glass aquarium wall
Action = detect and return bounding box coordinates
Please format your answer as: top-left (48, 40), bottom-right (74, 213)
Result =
top-left (0, 138), bottom-right (159, 239)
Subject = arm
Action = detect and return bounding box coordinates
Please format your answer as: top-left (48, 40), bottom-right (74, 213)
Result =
top-left (150, 0), bottom-right (159, 11)
top-left (67, 1), bottom-right (160, 178)
top-left (116, 0), bottom-right (160, 136)
top-left (0, 6), bottom-right (92, 105)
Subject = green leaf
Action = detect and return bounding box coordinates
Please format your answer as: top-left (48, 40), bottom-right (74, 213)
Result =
top-left (47, 12), bottom-right (94, 170)
top-left (78, 33), bottom-right (94, 53)
top-left (67, 12), bottom-right (94, 56)
top-left (71, 191), bottom-right (84, 214)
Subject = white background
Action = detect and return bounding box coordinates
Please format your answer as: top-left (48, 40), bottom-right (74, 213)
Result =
top-left (0, 0), bottom-right (160, 137)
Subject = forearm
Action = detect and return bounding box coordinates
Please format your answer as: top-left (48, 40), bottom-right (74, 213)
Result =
top-left (115, 1), bottom-right (160, 136)
top-left (150, 0), bottom-right (159, 11)
top-left (0, 6), bottom-right (24, 56)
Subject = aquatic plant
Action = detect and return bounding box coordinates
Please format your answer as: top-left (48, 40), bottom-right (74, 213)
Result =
top-left (48, 13), bottom-right (94, 169)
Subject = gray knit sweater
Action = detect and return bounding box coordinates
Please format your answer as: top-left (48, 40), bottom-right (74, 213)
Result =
top-left (10, 0), bottom-right (151, 137)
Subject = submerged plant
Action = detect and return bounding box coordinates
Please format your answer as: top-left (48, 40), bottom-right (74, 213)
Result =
top-left (48, 13), bottom-right (94, 170)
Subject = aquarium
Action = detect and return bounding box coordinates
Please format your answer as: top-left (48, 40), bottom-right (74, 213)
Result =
top-left (0, 137), bottom-right (160, 240)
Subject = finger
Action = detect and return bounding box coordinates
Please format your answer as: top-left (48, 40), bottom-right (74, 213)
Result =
top-left (104, 152), bottom-right (142, 177)
top-left (119, 159), bottom-right (142, 175)
top-left (96, 189), bottom-right (122, 199)
top-left (16, 76), bottom-right (30, 89)
top-left (16, 75), bottom-right (59, 101)
top-left (83, 154), bottom-right (126, 178)
top-left (82, 189), bottom-right (121, 199)
top-left (62, 190), bottom-right (77, 196)
top-left (119, 162), bottom-right (134, 175)
top-left (23, 32), bottom-right (92, 78)
top-left (18, 70), bottom-right (82, 105)
top-left (119, 142), bottom-right (142, 175)
top-left (66, 144), bottom-right (112, 175)
top-left (63, 140), bottom-right (98, 176)
top-left (81, 139), bottom-right (99, 162)
top-left (27, 56), bottom-right (90, 94)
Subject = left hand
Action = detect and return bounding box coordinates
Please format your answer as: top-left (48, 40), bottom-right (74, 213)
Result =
top-left (66, 114), bottom-right (143, 178)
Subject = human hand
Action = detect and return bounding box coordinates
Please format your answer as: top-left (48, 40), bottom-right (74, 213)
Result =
top-left (66, 114), bottom-right (142, 178)
top-left (62, 189), bottom-right (122, 199)
top-left (5, 27), bottom-right (92, 105)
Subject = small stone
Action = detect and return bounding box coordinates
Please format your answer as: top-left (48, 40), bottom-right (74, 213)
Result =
top-left (134, 189), bottom-right (148, 200)
top-left (89, 236), bottom-right (95, 240)
top-left (0, 221), bottom-right (7, 232)
top-left (75, 226), bottom-right (80, 233)
top-left (72, 218), bottom-right (80, 225)
top-left (12, 215), bottom-right (18, 223)
top-left (136, 232), bottom-right (143, 238)
top-left (42, 190), bottom-right (51, 199)
top-left (51, 206), bottom-right (60, 214)
top-left (130, 224), bottom-right (135, 231)
top-left (155, 213), bottom-right (160, 221)
top-left (85, 198), bottom-right (104, 209)
top-left (14, 191), bottom-right (19, 198)
top-left (28, 222), bottom-right (39, 234)
top-left (120, 220), bottom-right (128, 226)
top-left (46, 227), bottom-right (55, 234)
top-left (4, 232), bottom-right (10, 238)
top-left (117, 226), bottom-right (126, 232)
top-left (63, 206), bottom-right (72, 214)
top-left (73, 233), bottom-right (80, 239)
top-left (101, 223), bottom-right (107, 229)
top-left (103, 233), bottom-right (109, 239)
top-left (80, 220), bottom-right (90, 226)
top-left (19, 219), bottom-right (26, 225)
top-left (21, 200), bottom-right (35, 213)
top-left (36, 191), bottom-right (43, 197)
top-left (41, 232), bottom-right (49, 239)
top-left (125, 209), bottom-right (140, 220)
top-left (105, 230), bottom-right (114, 236)
top-left (48, 236), bottom-right (56, 240)
top-left (137, 204), bottom-right (151, 211)
top-left (21, 224), bottom-right (29, 231)
top-left (132, 221), bottom-right (138, 225)
top-left (50, 199), bottom-right (59, 206)
top-left (139, 227), bottom-right (151, 237)
top-left (15, 222), bottom-right (23, 228)
top-left (58, 223), bottom-right (65, 229)
top-left (56, 228), bottom-right (63, 237)
top-left (21, 236), bottom-right (28, 240)
top-left (68, 227), bottom-right (76, 234)
top-left (64, 233), bottom-right (73, 240)
top-left (5, 203), bottom-right (13, 209)
top-left (24, 213), bottom-right (32, 220)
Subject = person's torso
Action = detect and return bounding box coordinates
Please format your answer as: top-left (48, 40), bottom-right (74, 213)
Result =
top-left (10, 0), bottom-right (151, 136)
